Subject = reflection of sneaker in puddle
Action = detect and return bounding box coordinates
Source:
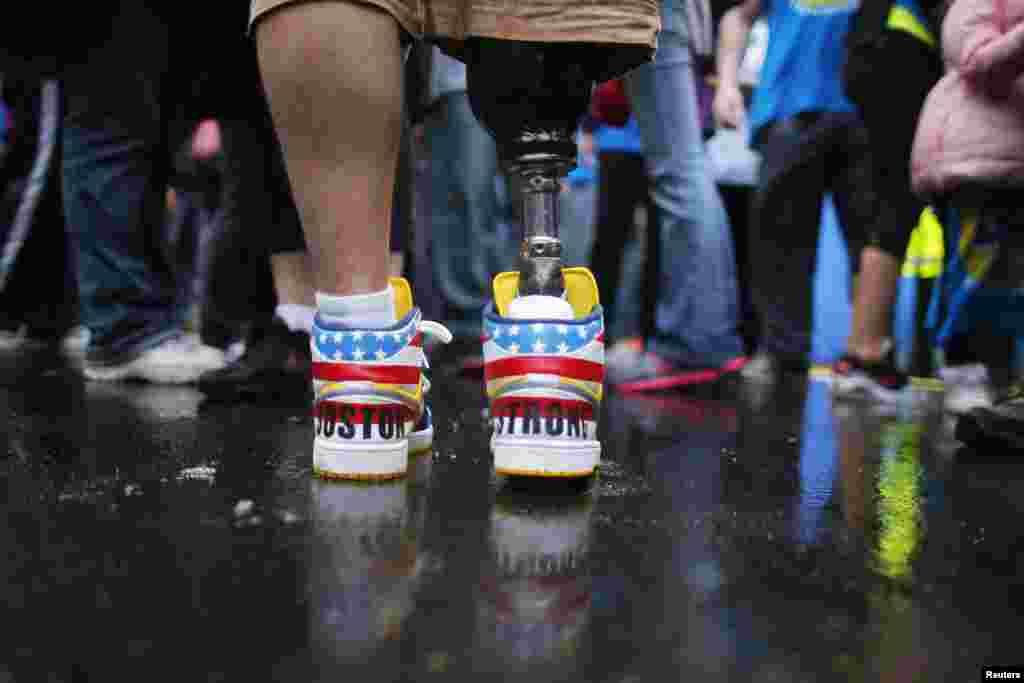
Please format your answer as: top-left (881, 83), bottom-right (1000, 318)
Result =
top-left (475, 493), bottom-right (595, 673)
top-left (607, 349), bottom-right (747, 393)
top-left (611, 393), bottom-right (740, 436)
top-left (310, 469), bottom-right (431, 661)
top-left (84, 382), bottom-right (205, 421)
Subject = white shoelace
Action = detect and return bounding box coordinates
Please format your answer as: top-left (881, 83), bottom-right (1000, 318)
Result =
top-left (416, 320), bottom-right (452, 394)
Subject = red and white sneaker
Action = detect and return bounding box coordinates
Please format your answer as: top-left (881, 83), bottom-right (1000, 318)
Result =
top-left (483, 268), bottom-right (605, 478)
top-left (312, 278), bottom-right (451, 480)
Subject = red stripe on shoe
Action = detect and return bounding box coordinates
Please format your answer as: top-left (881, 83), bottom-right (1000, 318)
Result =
top-left (313, 362), bottom-right (420, 384)
top-left (314, 402), bottom-right (415, 423)
top-left (485, 357), bottom-right (604, 383)
top-left (410, 332), bottom-right (424, 347)
top-left (491, 396), bottom-right (594, 420)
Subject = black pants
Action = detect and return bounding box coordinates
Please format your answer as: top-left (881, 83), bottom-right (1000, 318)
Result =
top-left (846, 31), bottom-right (942, 260)
top-left (751, 111), bottom-right (874, 359)
top-left (0, 163), bottom-right (77, 336)
top-left (198, 39), bottom-right (305, 347)
top-left (588, 151), bottom-right (659, 342)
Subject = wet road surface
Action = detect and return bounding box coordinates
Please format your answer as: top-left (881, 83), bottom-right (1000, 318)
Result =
top-left (1, 349), bottom-right (1022, 681)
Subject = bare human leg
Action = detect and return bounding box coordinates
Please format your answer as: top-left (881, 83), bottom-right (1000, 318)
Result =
top-left (257, 5), bottom-right (444, 480)
top-left (271, 251), bottom-right (315, 308)
top-left (849, 246), bottom-right (900, 362)
top-left (256, 2), bottom-right (403, 298)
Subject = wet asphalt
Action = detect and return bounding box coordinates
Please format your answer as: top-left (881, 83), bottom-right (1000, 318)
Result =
top-left (1, 348), bottom-right (1022, 682)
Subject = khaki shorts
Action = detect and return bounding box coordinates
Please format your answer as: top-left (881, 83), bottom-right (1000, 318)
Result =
top-left (251, 0), bottom-right (659, 78)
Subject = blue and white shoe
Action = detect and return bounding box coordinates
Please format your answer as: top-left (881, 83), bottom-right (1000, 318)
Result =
top-left (483, 268), bottom-right (605, 478)
top-left (311, 277), bottom-right (450, 480)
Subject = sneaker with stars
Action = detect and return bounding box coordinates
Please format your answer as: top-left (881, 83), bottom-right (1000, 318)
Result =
top-left (483, 268), bottom-right (605, 478)
top-left (311, 278), bottom-right (451, 480)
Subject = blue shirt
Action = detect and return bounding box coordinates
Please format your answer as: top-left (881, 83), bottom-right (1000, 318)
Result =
top-left (748, 0), bottom-right (859, 140)
top-left (566, 163), bottom-right (596, 186)
top-left (593, 117), bottom-right (644, 155)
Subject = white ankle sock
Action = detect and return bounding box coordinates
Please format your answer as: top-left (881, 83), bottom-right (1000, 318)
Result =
top-left (507, 294), bottom-right (574, 321)
top-left (275, 304), bottom-right (315, 334)
top-left (316, 287), bottom-right (397, 329)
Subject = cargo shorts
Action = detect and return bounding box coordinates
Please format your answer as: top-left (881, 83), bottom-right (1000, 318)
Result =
top-left (251, 0), bottom-right (660, 81)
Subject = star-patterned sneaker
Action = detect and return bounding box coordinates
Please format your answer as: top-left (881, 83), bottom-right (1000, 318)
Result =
top-left (312, 278), bottom-right (451, 480)
top-left (484, 268), bottom-right (605, 478)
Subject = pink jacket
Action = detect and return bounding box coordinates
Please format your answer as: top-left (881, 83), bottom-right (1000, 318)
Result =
top-left (911, 0), bottom-right (1024, 196)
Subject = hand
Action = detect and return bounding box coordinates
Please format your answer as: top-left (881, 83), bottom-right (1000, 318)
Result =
top-left (712, 83), bottom-right (746, 130)
top-left (191, 119), bottom-right (221, 160)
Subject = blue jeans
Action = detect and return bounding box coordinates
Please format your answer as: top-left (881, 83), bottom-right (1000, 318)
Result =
top-left (624, 0), bottom-right (745, 366)
top-left (559, 181), bottom-right (596, 268)
top-left (62, 3), bottom-right (181, 362)
top-left (425, 92), bottom-right (511, 334)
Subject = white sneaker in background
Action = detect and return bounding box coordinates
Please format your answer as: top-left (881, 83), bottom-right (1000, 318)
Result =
top-left (224, 339), bottom-right (247, 365)
top-left (938, 363), bottom-right (988, 386)
top-left (939, 364), bottom-right (994, 415)
top-left (83, 333), bottom-right (226, 384)
top-left (61, 326), bottom-right (91, 357)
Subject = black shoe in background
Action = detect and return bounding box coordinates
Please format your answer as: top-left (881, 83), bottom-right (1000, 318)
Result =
top-left (955, 383), bottom-right (1024, 452)
top-left (198, 317), bottom-right (310, 400)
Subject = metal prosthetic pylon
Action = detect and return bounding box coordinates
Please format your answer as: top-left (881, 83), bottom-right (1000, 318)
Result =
top-left (506, 133), bottom-right (576, 298)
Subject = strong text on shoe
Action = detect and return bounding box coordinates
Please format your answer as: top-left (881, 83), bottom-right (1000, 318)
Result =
top-left (312, 278), bottom-right (451, 481)
top-left (484, 268), bottom-right (605, 478)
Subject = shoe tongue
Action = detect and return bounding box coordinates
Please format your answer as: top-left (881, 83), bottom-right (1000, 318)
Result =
top-left (507, 295), bottom-right (574, 321)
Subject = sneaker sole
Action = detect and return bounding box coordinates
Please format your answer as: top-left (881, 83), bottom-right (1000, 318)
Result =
top-left (943, 390), bottom-right (994, 416)
top-left (313, 439), bottom-right (409, 481)
top-left (492, 437), bottom-right (600, 478)
top-left (615, 357), bottom-right (748, 393)
top-left (832, 374), bottom-right (909, 404)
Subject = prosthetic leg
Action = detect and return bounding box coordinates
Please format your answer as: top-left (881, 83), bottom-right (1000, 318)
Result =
top-left (464, 39), bottom-right (595, 297)
top-left (467, 39), bottom-right (606, 479)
